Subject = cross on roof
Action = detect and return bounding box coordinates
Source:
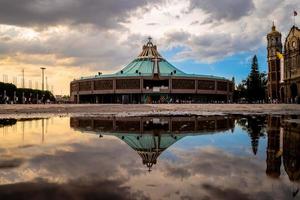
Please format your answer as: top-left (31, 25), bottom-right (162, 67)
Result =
top-left (152, 57), bottom-right (160, 74)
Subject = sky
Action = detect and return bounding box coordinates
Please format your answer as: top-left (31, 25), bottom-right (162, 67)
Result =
top-left (0, 0), bottom-right (299, 95)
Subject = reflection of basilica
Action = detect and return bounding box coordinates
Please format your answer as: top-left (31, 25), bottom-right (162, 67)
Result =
top-left (70, 116), bottom-right (235, 171)
top-left (266, 116), bottom-right (300, 184)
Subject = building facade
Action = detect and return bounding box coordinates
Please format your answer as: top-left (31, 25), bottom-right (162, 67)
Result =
top-left (70, 39), bottom-right (233, 104)
top-left (267, 24), bottom-right (300, 103)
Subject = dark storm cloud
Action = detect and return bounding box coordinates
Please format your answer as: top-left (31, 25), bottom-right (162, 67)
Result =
top-left (0, 0), bottom-right (157, 29)
top-left (189, 0), bottom-right (255, 21)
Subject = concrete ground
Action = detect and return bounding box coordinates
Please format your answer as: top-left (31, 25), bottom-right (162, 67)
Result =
top-left (0, 104), bottom-right (300, 118)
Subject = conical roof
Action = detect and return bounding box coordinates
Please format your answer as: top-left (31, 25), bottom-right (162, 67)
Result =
top-left (138, 38), bottom-right (163, 59)
top-left (80, 37), bottom-right (227, 80)
top-left (115, 37), bottom-right (186, 77)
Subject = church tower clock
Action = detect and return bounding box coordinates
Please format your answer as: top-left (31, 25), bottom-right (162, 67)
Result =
top-left (267, 23), bottom-right (282, 101)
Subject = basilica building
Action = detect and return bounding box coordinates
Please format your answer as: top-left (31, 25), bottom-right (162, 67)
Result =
top-left (267, 24), bottom-right (300, 103)
top-left (70, 38), bottom-right (233, 104)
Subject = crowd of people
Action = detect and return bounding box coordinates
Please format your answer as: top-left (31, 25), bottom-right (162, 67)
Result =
top-left (0, 94), bottom-right (52, 104)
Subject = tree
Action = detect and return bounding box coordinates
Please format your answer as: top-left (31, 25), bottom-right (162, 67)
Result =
top-left (0, 81), bottom-right (55, 104)
top-left (245, 55), bottom-right (267, 102)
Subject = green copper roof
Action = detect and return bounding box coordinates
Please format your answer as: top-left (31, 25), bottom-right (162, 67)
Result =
top-left (113, 58), bottom-right (186, 77)
top-left (112, 133), bottom-right (185, 151)
top-left (79, 38), bottom-right (228, 80)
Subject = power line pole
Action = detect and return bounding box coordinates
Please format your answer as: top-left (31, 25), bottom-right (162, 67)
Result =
top-left (46, 76), bottom-right (48, 91)
top-left (40, 67), bottom-right (46, 91)
top-left (22, 69), bottom-right (25, 88)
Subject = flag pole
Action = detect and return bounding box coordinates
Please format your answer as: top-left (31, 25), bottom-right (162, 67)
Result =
top-left (294, 10), bottom-right (298, 27)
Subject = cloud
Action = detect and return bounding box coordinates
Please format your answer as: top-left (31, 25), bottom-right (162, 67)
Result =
top-left (189, 0), bottom-right (255, 21)
top-left (0, 25), bottom-right (141, 69)
top-left (0, 0), bottom-right (159, 30)
top-left (163, 30), bottom-right (263, 63)
top-left (201, 183), bottom-right (253, 200)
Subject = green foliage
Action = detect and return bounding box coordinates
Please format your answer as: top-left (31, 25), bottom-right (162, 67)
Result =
top-left (234, 55), bottom-right (267, 103)
top-left (0, 82), bottom-right (55, 103)
top-left (0, 82), bottom-right (17, 97)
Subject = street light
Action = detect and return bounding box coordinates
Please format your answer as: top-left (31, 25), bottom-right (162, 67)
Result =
top-left (40, 67), bottom-right (46, 91)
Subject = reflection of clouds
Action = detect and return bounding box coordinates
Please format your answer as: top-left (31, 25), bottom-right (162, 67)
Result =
top-left (0, 137), bottom-right (151, 199)
top-left (0, 158), bottom-right (23, 169)
top-left (156, 146), bottom-right (296, 200)
top-left (163, 147), bottom-right (262, 178)
top-left (27, 139), bottom-right (140, 181)
top-left (0, 138), bottom-right (139, 183)
top-left (201, 183), bottom-right (253, 200)
top-left (0, 117), bottom-right (299, 199)
top-left (0, 178), bottom-right (150, 200)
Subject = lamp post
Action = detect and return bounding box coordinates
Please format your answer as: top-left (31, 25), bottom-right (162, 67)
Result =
top-left (40, 67), bottom-right (46, 91)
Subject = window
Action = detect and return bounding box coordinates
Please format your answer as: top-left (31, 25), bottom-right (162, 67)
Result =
top-left (198, 80), bottom-right (215, 90)
top-left (94, 80), bottom-right (113, 90)
top-left (172, 79), bottom-right (195, 89)
top-left (116, 79), bottom-right (140, 89)
top-left (79, 81), bottom-right (91, 91)
top-left (217, 82), bottom-right (228, 91)
top-left (71, 83), bottom-right (79, 92)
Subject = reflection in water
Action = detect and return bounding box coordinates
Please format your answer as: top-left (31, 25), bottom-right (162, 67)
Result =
top-left (0, 115), bottom-right (299, 199)
top-left (238, 115), bottom-right (300, 198)
top-left (70, 116), bottom-right (235, 171)
top-left (237, 116), bottom-right (267, 155)
top-left (237, 115), bottom-right (300, 183)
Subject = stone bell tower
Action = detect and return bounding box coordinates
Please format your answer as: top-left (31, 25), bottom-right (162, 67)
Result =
top-left (267, 22), bottom-right (282, 101)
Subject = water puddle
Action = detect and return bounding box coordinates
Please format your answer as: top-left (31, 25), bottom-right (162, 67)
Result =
top-left (0, 115), bottom-right (299, 200)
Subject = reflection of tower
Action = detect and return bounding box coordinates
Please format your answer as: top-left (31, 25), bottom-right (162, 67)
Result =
top-left (266, 116), bottom-right (281, 178)
top-left (283, 117), bottom-right (300, 182)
